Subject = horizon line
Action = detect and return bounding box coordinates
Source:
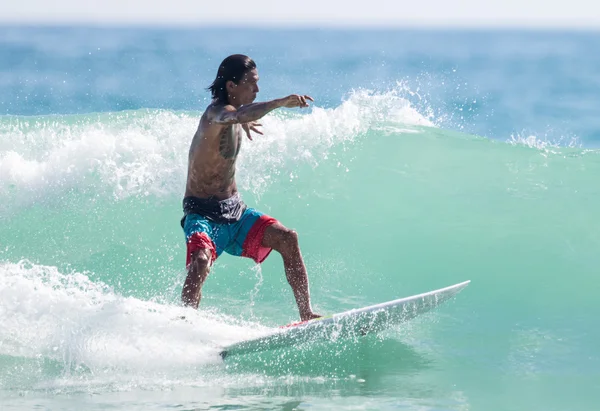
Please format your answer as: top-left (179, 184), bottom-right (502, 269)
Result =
top-left (1, 20), bottom-right (600, 31)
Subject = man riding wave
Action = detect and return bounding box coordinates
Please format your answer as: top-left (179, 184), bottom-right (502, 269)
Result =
top-left (181, 54), bottom-right (320, 321)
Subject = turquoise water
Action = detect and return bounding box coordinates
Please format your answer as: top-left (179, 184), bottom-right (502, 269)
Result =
top-left (1, 27), bottom-right (600, 410)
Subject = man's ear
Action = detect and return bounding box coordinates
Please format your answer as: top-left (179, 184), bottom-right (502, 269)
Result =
top-left (226, 80), bottom-right (237, 93)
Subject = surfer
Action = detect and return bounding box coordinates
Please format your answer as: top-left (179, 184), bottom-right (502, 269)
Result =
top-left (180, 54), bottom-right (321, 321)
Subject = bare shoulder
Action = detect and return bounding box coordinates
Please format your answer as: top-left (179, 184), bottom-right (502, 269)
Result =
top-left (205, 103), bottom-right (238, 125)
top-left (193, 104), bottom-right (238, 147)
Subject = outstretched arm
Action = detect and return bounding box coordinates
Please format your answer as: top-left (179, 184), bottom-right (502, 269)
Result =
top-left (209, 95), bottom-right (314, 125)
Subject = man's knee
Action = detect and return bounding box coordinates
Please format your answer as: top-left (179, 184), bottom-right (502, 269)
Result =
top-left (189, 249), bottom-right (212, 276)
top-left (273, 228), bottom-right (299, 254)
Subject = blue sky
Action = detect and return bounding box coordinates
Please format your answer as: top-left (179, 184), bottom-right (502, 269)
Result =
top-left (1, 0), bottom-right (599, 28)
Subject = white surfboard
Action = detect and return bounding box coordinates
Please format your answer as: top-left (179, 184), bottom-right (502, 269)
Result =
top-left (220, 280), bottom-right (470, 359)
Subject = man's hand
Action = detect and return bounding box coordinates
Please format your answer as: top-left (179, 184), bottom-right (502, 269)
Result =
top-left (280, 94), bottom-right (314, 108)
top-left (242, 121), bottom-right (263, 141)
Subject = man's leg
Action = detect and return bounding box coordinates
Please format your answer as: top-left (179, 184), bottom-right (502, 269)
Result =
top-left (261, 222), bottom-right (320, 321)
top-left (182, 248), bottom-right (213, 308)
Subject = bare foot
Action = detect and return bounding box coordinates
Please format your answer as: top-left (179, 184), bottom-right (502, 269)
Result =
top-left (301, 312), bottom-right (322, 321)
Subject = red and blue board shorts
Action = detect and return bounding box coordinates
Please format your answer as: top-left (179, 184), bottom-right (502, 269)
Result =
top-left (182, 208), bottom-right (278, 267)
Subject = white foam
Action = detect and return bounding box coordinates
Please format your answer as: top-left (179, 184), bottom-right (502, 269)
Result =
top-left (0, 260), bottom-right (270, 373)
top-left (0, 110), bottom-right (194, 213)
top-left (0, 90), bottom-right (432, 211)
top-left (224, 88), bottom-right (433, 195)
top-left (507, 132), bottom-right (581, 151)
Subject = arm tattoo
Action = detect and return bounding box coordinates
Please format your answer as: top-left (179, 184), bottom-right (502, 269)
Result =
top-left (216, 100), bottom-right (280, 124)
top-left (237, 102), bottom-right (275, 121)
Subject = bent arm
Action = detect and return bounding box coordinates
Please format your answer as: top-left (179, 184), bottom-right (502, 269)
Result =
top-left (210, 100), bottom-right (283, 125)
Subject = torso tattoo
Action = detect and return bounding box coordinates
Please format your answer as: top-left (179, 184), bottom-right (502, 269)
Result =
top-left (185, 119), bottom-right (243, 199)
top-left (218, 125), bottom-right (242, 159)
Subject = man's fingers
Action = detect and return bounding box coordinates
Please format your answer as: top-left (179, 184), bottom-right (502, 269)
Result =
top-left (250, 126), bottom-right (263, 135)
top-left (242, 124), bottom-right (253, 140)
top-left (300, 95), bottom-right (313, 107)
top-left (242, 122), bottom-right (263, 139)
top-left (285, 94), bottom-right (313, 108)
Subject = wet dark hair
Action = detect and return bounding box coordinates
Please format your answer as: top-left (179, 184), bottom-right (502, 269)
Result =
top-left (208, 54), bottom-right (256, 104)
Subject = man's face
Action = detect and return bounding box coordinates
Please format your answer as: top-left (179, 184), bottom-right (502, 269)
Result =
top-left (228, 68), bottom-right (259, 106)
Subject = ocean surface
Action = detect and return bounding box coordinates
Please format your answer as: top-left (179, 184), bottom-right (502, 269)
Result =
top-left (1, 26), bottom-right (599, 410)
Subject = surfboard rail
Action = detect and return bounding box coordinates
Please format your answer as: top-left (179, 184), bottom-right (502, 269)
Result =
top-left (220, 280), bottom-right (470, 359)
